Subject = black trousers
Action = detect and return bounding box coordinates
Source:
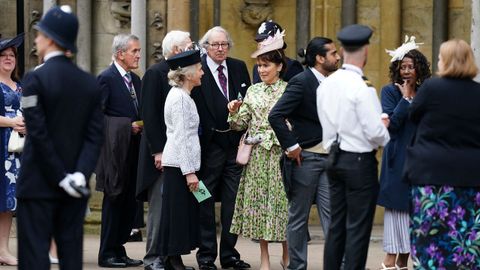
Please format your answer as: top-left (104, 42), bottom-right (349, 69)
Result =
top-left (17, 197), bottom-right (88, 270)
top-left (98, 139), bottom-right (139, 261)
top-left (196, 143), bottom-right (243, 265)
top-left (323, 151), bottom-right (379, 270)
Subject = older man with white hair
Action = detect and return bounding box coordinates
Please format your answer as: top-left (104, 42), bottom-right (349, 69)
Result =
top-left (136, 30), bottom-right (195, 270)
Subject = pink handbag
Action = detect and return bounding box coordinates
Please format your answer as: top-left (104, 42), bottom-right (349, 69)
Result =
top-left (236, 132), bottom-right (253, 165)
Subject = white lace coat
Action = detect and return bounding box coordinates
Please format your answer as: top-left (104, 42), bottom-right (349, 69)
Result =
top-left (161, 87), bottom-right (201, 174)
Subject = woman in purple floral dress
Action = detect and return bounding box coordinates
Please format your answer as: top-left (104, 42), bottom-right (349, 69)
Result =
top-left (404, 39), bottom-right (480, 270)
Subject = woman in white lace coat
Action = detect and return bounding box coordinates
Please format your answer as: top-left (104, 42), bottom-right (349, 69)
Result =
top-left (158, 50), bottom-right (204, 270)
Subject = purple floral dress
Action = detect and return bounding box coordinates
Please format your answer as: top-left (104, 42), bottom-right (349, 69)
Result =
top-left (411, 185), bottom-right (480, 269)
top-left (0, 82), bottom-right (21, 212)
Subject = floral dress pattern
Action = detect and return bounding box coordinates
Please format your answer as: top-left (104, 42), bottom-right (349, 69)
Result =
top-left (411, 185), bottom-right (480, 270)
top-left (228, 79), bottom-right (288, 241)
top-left (0, 83), bottom-right (21, 212)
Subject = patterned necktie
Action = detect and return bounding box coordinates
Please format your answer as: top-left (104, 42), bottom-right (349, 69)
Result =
top-left (217, 65), bottom-right (228, 99)
top-left (123, 72), bottom-right (139, 113)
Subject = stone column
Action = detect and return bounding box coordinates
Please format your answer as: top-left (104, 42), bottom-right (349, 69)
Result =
top-left (76, 0), bottom-right (92, 72)
top-left (472, 0), bottom-right (480, 82)
top-left (43, 0), bottom-right (56, 13)
top-left (296, 0), bottom-right (310, 60)
top-left (167, 0), bottom-right (190, 31)
top-left (341, 0), bottom-right (356, 27)
top-left (432, 0), bottom-right (448, 73)
top-left (132, 0), bottom-right (147, 72)
top-left (379, 0), bottom-right (401, 85)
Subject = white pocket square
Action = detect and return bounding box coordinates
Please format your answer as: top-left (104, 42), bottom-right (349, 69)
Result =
top-left (241, 83), bottom-right (247, 87)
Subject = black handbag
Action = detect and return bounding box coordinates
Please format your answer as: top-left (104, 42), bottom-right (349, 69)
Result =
top-left (326, 134), bottom-right (340, 169)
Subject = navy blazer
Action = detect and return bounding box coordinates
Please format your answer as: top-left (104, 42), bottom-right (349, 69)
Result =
top-left (377, 84), bottom-right (415, 211)
top-left (268, 68), bottom-right (322, 150)
top-left (191, 55), bottom-right (251, 153)
top-left (405, 77), bottom-right (480, 187)
top-left (98, 63), bottom-right (141, 120)
top-left (18, 55), bottom-right (104, 199)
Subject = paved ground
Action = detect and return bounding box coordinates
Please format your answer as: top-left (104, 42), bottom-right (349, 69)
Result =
top-left (5, 225), bottom-right (413, 270)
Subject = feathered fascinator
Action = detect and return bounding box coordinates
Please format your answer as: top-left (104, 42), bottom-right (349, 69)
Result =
top-left (385, 35), bottom-right (423, 62)
top-left (251, 29), bottom-right (285, 58)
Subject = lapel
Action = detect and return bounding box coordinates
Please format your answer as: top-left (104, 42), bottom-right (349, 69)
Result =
top-left (304, 68), bottom-right (320, 99)
top-left (226, 58), bottom-right (238, 101)
top-left (200, 56), bottom-right (219, 121)
top-left (110, 63), bottom-right (138, 116)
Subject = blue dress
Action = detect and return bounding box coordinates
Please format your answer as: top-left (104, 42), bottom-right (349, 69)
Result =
top-left (377, 84), bottom-right (415, 211)
top-left (0, 82), bottom-right (21, 212)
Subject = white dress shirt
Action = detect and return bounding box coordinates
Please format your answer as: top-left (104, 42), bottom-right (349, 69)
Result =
top-left (316, 64), bottom-right (390, 153)
top-left (206, 55), bottom-right (229, 99)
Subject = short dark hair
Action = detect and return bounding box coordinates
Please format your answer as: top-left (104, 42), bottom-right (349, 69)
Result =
top-left (298, 37), bottom-right (333, 67)
top-left (389, 49), bottom-right (431, 86)
top-left (257, 49), bottom-right (287, 77)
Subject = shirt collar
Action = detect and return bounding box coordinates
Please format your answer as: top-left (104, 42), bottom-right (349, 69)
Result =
top-left (342, 64), bottom-right (364, 76)
top-left (44, 51), bottom-right (65, 62)
top-left (206, 55), bottom-right (227, 74)
top-left (114, 61), bottom-right (129, 77)
top-left (309, 67), bottom-right (326, 83)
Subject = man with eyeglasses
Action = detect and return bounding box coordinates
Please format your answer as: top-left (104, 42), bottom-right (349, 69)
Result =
top-left (191, 26), bottom-right (251, 270)
top-left (95, 34), bottom-right (143, 268)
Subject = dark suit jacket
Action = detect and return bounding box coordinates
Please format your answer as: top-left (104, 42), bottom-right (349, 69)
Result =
top-left (136, 60), bottom-right (171, 200)
top-left (96, 63), bottom-right (141, 195)
top-left (252, 57), bottom-right (304, 83)
top-left (18, 55), bottom-right (104, 199)
top-left (191, 55), bottom-right (251, 155)
top-left (405, 77), bottom-right (480, 187)
top-left (99, 63), bottom-right (141, 121)
top-left (268, 68), bottom-right (323, 150)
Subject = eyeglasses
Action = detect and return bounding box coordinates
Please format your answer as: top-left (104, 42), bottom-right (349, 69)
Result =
top-left (207, 42), bottom-right (229, 49)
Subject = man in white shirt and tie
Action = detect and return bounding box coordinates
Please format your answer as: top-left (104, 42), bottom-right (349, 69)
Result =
top-left (191, 26), bottom-right (252, 270)
top-left (316, 24), bottom-right (390, 270)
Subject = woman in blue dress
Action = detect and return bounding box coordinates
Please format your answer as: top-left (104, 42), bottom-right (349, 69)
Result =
top-left (378, 37), bottom-right (431, 270)
top-left (0, 33), bottom-right (25, 266)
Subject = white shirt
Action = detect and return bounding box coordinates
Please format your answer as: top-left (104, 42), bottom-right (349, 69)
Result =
top-left (43, 51), bottom-right (64, 62)
top-left (316, 64), bottom-right (390, 153)
top-left (206, 55), bottom-right (229, 99)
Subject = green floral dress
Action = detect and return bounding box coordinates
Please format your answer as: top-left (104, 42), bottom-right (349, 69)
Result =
top-left (228, 79), bottom-right (288, 241)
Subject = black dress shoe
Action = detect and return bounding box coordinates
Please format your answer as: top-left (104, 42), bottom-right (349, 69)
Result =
top-left (122, 256), bottom-right (143, 267)
top-left (221, 260), bottom-right (251, 270)
top-left (145, 261), bottom-right (166, 270)
top-left (198, 261), bottom-right (217, 270)
top-left (98, 257), bottom-right (127, 268)
top-left (128, 230), bottom-right (143, 242)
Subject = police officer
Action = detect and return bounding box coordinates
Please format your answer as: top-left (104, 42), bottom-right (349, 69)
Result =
top-left (316, 24), bottom-right (390, 270)
top-left (17, 6), bottom-right (104, 270)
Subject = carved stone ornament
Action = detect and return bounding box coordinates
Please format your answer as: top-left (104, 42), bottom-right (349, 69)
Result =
top-left (151, 12), bottom-right (164, 30)
top-left (152, 42), bottom-right (163, 63)
top-left (110, 0), bottom-right (131, 28)
top-left (241, 0), bottom-right (272, 26)
top-left (29, 10), bottom-right (42, 59)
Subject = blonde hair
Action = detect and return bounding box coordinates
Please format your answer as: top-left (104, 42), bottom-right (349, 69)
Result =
top-left (437, 39), bottom-right (478, 79)
top-left (167, 64), bottom-right (199, 87)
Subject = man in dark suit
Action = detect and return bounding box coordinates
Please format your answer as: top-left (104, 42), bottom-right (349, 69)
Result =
top-left (191, 26), bottom-right (251, 270)
top-left (17, 6), bottom-right (103, 270)
top-left (136, 30), bottom-right (194, 270)
top-left (251, 20), bottom-right (303, 83)
top-left (268, 37), bottom-right (340, 270)
top-left (96, 34), bottom-right (143, 268)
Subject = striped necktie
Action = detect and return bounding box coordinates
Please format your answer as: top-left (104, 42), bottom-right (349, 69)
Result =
top-left (123, 72), bottom-right (139, 113)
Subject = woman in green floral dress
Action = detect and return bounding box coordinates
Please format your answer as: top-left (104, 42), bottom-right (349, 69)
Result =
top-left (227, 31), bottom-right (289, 270)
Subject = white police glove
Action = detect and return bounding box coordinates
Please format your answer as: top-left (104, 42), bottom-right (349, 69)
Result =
top-left (58, 172), bottom-right (86, 198)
